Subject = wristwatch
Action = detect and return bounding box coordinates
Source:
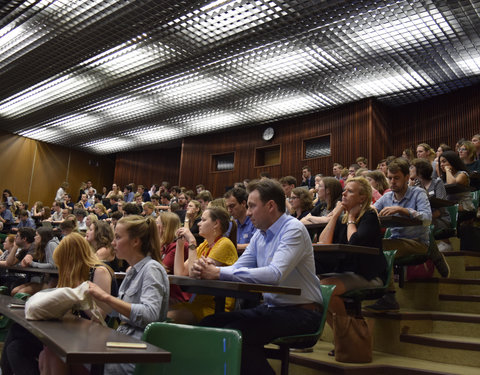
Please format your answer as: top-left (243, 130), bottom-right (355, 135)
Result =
top-left (347, 221), bottom-right (356, 225)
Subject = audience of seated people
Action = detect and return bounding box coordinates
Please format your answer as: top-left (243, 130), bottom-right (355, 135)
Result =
top-left (1, 132), bottom-right (480, 374)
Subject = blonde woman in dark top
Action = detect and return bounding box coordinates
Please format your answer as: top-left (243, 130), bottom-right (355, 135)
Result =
top-left (319, 177), bottom-right (386, 332)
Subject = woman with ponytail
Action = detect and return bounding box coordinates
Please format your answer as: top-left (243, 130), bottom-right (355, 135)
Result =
top-left (87, 215), bottom-right (169, 375)
top-left (170, 206), bottom-right (238, 324)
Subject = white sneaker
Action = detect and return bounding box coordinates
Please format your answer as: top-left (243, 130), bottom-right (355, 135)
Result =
top-left (437, 241), bottom-right (452, 252)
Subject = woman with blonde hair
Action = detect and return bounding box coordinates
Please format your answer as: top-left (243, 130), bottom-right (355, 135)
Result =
top-left (1, 233), bottom-right (113, 375)
top-left (85, 213), bottom-right (98, 228)
top-left (87, 215), bottom-right (169, 375)
top-left (416, 143), bottom-right (435, 162)
top-left (94, 203), bottom-right (108, 220)
top-left (171, 207), bottom-right (238, 324)
top-left (318, 177), bottom-right (387, 345)
top-left (157, 212), bottom-right (190, 304)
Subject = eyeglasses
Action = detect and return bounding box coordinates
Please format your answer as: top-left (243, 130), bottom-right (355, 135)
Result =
top-left (458, 148), bottom-right (467, 152)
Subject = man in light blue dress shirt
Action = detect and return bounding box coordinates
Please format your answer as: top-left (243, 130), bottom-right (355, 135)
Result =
top-left (194, 179), bottom-right (323, 375)
top-left (366, 158), bottom-right (450, 312)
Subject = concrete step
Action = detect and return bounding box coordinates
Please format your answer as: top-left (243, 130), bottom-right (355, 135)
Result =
top-left (399, 333), bottom-right (480, 367)
top-left (364, 309), bottom-right (480, 338)
top-left (278, 339), bottom-right (480, 375)
top-left (441, 250), bottom-right (480, 278)
top-left (365, 310), bottom-right (480, 367)
top-left (395, 277), bottom-right (480, 313)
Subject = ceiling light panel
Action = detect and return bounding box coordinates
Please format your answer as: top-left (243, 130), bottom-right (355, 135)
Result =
top-left (1, 0), bottom-right (480, 153)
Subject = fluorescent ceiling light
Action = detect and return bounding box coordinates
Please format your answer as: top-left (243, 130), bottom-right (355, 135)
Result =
top-left (456, 56), bottom-right (480, 75)
top-left (349, 71), bottom-right (432, 97)
top-left (0, 75), bottom-right (93, 119)
top-left (175, 0), bottom-right (286, 42)
top-left (81, 137), bottom-right (134, 154)
top-left (353, 8), bottom-right (454, 52)
top-left (249, 95), bottom-right (318, 121)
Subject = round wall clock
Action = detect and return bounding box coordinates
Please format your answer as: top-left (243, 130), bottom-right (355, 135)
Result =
top-left (262, 127), bottom-right (275, 141)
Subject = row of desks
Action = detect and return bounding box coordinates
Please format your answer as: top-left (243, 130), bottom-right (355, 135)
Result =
top-left (0, 294), bottom-right (170, 375)
top-left (0, 243), bottom-right (382, 374)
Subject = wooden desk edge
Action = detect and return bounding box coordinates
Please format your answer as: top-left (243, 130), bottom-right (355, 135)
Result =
top-left (168, 275), bottom-right (301, 295)
top-left (312, 244), bottom-right (379, 255)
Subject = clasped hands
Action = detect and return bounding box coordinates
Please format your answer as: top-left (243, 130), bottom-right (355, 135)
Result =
top-left (190, 256), bottom-right (220, 280)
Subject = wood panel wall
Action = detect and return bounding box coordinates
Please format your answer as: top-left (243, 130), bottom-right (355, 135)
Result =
top-left (179, 100), bottom-right (374, 197)
top-left (389, 84), bottom-right (480, 156)
top-left (114, 148), bottom-right (181, 190)
top-left (0, 131), bottom-right (115, 208)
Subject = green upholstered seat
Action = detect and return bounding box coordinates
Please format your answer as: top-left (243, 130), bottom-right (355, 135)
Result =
top-left (134, 322), bottom-right (242, 375)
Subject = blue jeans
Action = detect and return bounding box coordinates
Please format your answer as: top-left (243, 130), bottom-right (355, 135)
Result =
top-left (200, 304), bottom-right (322, 375)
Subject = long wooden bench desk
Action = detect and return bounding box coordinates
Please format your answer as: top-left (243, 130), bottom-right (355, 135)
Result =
top-left (428, 196), bottom-right (456, 208)
top-left (0, 294), bottom-right (170, 375)
top-left (445, 183), bottom-right (475, 194)
top-left (313, 243), bottom-right (380, 255)
top-left (168, 275), bottom-right (301, 313)
top-left (379, 215), bottom-right (423, 227)
top-left (1, 265), bottom-right (127, 280)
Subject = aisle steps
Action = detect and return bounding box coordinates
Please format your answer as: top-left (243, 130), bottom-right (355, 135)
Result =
top-left (279, 248), bottom-right (480, 373)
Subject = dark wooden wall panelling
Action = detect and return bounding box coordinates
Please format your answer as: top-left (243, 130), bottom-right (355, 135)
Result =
top-left (114, 148), bottom-right (181, 190)
top-left (0, 131), bottom-right (115, 208)
top-left (179, 100), bottom-right (373, 197)
top-left (370, 99), bottom-right (393, 167)
top-left (5, 83), bottom-right (477, 206)
top-left (389, 85), bottom-right (480, 156)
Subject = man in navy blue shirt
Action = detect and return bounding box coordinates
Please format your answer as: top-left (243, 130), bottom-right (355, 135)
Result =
top-left (300, 165), bottom-right (315, 189)
top-left (224, 187), bottom-right (256, 254)
top-left (0, 203), bottom-right (14, 233)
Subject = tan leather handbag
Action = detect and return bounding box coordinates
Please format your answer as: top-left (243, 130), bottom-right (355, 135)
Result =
top-left (333, 313), bottom-right (373, 363)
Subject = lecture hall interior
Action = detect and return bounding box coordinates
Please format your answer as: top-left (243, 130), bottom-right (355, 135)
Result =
top-left (0, 0), bottom-right (480, 374)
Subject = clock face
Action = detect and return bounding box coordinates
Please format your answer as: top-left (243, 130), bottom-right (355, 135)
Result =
top-left (263, 127), bottom-right (274, 141)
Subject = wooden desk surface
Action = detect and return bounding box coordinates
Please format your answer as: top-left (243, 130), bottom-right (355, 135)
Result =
top-left (445, 183), bottom-right (474, 194)
top-left (0, 295), bottom-right (170, 365)
top-left (3, 265), bottom-right (59, 275)
top-left (429, 196), bottom-right (456, 208)
top-left (304, 223), bottom-right (327, 230)
top-left (312, 243), bottom-right (380, 255)
top-left (379, 215), bottom-right (422, 227)
top-left (2, 266), bottom-right (126, 280)
top-left (168, 275), bottom-right (301, 298)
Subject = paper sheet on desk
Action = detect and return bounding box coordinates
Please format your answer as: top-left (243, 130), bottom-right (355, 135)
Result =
top-left (25, 281), bottom-right (106, 326)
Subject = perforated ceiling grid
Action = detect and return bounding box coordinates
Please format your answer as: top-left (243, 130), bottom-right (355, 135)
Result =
top-left (0, 0), bottom-right (479, 154)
